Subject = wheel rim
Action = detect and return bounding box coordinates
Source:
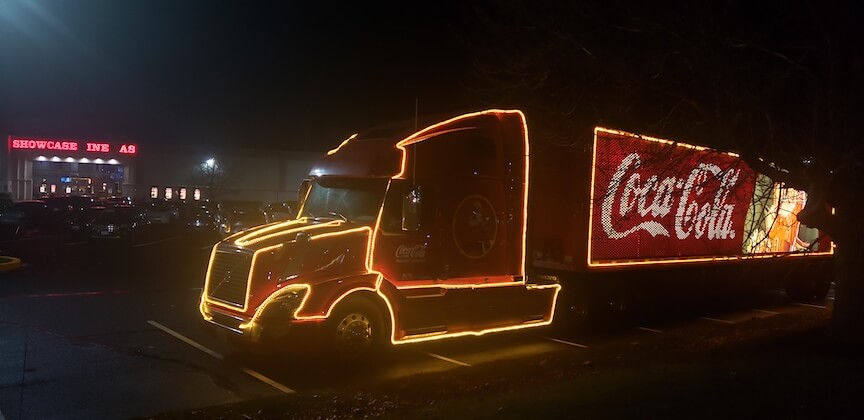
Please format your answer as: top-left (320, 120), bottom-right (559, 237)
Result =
top-left (334, 312), bottom-right (373, 352)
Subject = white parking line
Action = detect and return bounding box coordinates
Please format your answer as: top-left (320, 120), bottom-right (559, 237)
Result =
top-left (147, 320), bottom-right (223, 360)
top-left (133, 236), bottom-right (183, 248)
top-left (424, 352), bottom-right (471, 367)
top-left (700, 316), bottom-right (735, 324)
top-left (547, 337), bottom-right (589, 348)
top-left (147, 320), bottom-right (295, 394)
top-left (752, 309), bottom-right (780, 315)
top-left (242, 368), bottom-right (296, 394)
top-left (794, 302), bottom-right (828, 309)
top-left (637, 326), bottom-right (663, 333)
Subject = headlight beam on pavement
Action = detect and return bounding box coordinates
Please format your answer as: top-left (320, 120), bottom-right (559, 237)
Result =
top-left (146, 320), bottom-right (294, 394)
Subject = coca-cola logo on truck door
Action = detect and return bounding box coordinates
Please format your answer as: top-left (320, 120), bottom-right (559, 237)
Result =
top-left (589, 129), bottom-right (757, 262)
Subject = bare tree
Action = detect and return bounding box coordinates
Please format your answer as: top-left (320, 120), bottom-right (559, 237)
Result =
top-left (189, 157), bottom-right (236, 202)
top-left (460, 0), bottom-right (864, 341)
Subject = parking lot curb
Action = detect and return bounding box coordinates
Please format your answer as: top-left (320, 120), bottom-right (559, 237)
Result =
top-left (0, 256), bottom-right (22, 272)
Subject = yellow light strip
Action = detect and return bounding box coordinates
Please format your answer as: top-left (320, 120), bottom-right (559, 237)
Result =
top-left (589, 250), bottom-right (833, 268)
top-left (232, 217), bottom-right (306, 246)
top-left (394, 281), bottom-right (526, 290)
top-left (587, 127), bottom-right (601, 268)
top-left (200, 245), bottom-right (220, 312)
top-left (239, 283), bottom-right (313, 329)
top-left (594, 127), bottom-right (740, 157)
top-left (397, 126), bottom-right (477, 147)
top-left (327, 133), bottom-right (358, 156)
top-left (292, 284), bottom-right (380, 322)
top-left (234, 219), bottom-right (343, 247)
top-left (387, 284), bottom-right (561, 345)
top-left (518, 110), bottom-right (530, 277)
top-left (198, 296), bottom-right (213, 321)
top-left (394, 109), bottom-right (525, 179)
top-left (310, 226), bottom-right (372, 242)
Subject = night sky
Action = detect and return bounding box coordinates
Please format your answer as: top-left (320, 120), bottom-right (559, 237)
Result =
top-left (0, 0), bottom-right (476, 152)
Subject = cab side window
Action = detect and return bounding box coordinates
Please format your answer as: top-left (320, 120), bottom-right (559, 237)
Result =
top-left (381, 181), bottom-right (406, 233)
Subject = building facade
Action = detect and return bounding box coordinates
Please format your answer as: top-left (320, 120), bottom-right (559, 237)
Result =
top-left (4, 136), bottom-right (138, 200)
top-left (3, 135), bottom-right (322, 207)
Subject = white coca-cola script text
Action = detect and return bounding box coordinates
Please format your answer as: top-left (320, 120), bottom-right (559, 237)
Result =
top-left (600, 152), bottom-right (741, 241)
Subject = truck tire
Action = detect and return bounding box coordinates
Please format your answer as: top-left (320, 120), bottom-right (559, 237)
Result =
top-left (553, 285), bottom-right (596, 334)
top-left (785, 275), bottom-right (831, 302)
top-left (326, 297), bottom-right (389, 360)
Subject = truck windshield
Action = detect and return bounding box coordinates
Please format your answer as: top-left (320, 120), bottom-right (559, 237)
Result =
top-left (299, 177), bottom-right (388, 225)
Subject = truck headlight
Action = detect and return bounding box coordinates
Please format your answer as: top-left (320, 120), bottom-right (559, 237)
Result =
top-left (256, 286), bottom-right (308, 322)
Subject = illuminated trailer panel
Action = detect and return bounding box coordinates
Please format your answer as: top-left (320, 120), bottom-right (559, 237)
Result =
top-left (587, 128), bottom-right (832, 268)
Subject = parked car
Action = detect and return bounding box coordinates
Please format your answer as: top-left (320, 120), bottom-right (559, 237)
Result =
top-left (144, 199), bottom-right (179, 224)
top-left (183, 205), bottom-right (218, 232)
top-left (0, 193), bottom-right (12, 211)
top-left (68, 206), bottom-right (106, 236)
top-left (88, 205), bottom-right (147, 242)
top-left (218, 203), bottom-right (265, 236)
top-left (44, 196), bottom-right (95, 234)
top-left (264, 200), bottom-right (298, 223)
top-left (0, 193), bottom-right (15, 237)
top-left (0, 200), bottom-right (50, 238)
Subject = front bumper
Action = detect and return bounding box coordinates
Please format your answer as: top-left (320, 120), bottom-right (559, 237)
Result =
top-left (200, 285), bottom-right (313, 343)
top-left (202, 305), bottom-right (323, 344)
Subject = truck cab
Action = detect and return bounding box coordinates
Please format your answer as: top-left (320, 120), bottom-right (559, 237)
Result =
top-left (199, 110), bottom-right (560, 356)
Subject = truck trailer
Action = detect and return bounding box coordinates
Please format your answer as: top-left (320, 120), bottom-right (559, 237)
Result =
top-left (199, 109), bottom-right (832, 356)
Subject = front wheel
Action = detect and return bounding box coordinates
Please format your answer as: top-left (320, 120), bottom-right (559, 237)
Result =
top-left (326, 298), bottom-right (389, 360)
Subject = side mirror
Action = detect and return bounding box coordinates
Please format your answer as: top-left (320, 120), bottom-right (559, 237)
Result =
top-left (401, 185), bottom-right (422, 232)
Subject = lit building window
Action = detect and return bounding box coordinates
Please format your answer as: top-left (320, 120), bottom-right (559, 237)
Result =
top-left (165, 187), bottom-right (173, 200)
top-left (150, 187), bottom-right (159, 199)
top-left (193, 188), bottom-right (201, 201)
top-left (179, 188), bottom-right (187, 200)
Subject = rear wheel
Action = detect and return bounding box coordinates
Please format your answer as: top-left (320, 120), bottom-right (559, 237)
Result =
top-left (326, 298), bottom-right (389, 360)
top-left (786, 275), bottom-right (831, 302)
top-left (553, 283), bottom-right (596, 334)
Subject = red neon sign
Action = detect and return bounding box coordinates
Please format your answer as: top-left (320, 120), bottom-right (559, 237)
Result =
top-left (86, 142), bottom-right (109, 152)
top-left (8, 137), bottom-right (138, 155)
top-left (10, 138), bottom-right (78, 151)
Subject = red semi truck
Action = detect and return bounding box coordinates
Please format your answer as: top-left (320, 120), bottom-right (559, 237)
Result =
top-left (199, 110), bottom-right (832, 355)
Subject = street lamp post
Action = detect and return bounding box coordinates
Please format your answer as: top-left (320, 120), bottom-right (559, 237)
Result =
top-left (203, 158), bottom-right (217, 201)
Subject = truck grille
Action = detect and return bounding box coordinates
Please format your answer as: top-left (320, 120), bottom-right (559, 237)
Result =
top-left (206, 246), bottom-right (254, 308)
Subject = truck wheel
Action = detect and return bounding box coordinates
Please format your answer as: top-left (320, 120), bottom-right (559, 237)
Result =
top-left (605, 290), bottom-right (634, 328)
top-left (785, 276), bottom-right (830, 302)
top-left (327, 298), bottom-right (388, 360)
top-left (554, 287), bottom-right (595, 334)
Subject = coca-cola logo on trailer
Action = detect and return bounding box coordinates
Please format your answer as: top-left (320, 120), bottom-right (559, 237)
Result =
top-left (590, 130), bottom-right (757, 262)
top-left (601, 153), bottom-right (740, 241)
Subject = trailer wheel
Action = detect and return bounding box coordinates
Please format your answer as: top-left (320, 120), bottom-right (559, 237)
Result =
top-left (327, 298), bottom-right (388, 360)
top-left (785, 276), bottom-right (830, 302)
